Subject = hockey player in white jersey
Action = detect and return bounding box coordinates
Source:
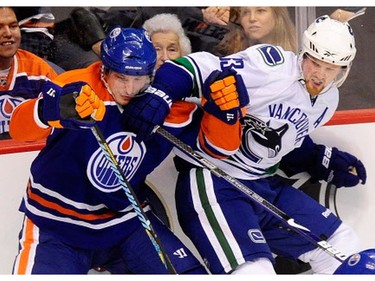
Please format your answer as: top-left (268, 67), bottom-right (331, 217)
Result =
top-left (122, 15), bottom-right (367, 274)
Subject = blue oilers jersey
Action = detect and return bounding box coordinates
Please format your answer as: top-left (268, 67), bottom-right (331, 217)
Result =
top-left (23, 104), bottom-right (173, 249)
top-left (13, 62), bottom-right (204, 249)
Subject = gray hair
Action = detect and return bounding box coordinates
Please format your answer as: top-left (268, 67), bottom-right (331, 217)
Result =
top-left (143, 13), bottom-right (192, 56)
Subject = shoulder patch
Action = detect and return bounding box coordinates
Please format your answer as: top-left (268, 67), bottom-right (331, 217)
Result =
top-left (257, 45), bottom-right (285, 66)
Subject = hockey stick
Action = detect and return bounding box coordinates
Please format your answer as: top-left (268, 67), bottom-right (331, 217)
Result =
top-left (90, 124), bottom-right (177, 274)
top-left (155, 126), bottom-right (348, 263)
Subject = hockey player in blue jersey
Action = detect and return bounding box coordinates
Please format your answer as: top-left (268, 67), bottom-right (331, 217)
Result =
top-left (9, 26), bottom-right (248, 274)
top-left (121, 16), bottom-right (368, 274)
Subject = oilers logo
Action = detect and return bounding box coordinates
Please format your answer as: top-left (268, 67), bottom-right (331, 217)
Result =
top-left (0, 95), bottom-right (24, 134)
top-left (87, 132), bottom-right (146, 192)
top-left (109, 27), bottom-right (121, 38)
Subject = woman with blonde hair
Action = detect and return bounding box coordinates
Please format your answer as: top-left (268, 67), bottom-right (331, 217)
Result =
top-left (143, 13), bottom-right (192, 69)
top-left (214, 7), bottom-right (297, 56)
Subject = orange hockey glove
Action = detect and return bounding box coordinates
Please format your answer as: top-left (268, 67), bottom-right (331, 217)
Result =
top-left (75, 84), bottom-right (106, 121)
top-left (41, 81), bottom-right (106, 129)
top-left (202, 69), bottom-right (249, 124)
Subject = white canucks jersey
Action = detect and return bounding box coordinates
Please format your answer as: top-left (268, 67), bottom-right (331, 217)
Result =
top-left (173, 44), bottom-right (339, 179)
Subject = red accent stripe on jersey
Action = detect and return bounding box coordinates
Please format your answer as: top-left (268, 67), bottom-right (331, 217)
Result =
top-left (27, 183), bottom-right (117, 221)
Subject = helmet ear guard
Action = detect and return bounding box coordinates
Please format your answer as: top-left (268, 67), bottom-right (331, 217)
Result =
top-left (101, 26), bottom-right (156, 76)
top-left (300, 15), bottom-right (356, 87)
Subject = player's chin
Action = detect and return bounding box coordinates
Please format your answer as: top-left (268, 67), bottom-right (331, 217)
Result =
top-left (116, 97), bottom-right (132, 106)
top-left (306, 83), bottom-right (324, 96)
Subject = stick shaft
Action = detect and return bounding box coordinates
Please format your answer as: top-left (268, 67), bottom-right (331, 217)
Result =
top-left (156, 126), bottom-right (347, 263)
top-left (91, 125), bottom-right (177, 273)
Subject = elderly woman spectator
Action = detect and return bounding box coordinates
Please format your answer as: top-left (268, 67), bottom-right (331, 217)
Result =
top-left (143, 13), bottom-right (192, 69)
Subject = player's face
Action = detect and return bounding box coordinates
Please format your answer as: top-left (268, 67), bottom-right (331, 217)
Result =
top-left (240, 7), bottom-right (276, 43)
top-left (0, 8), bottom-right (21, 66)
top-left (105, 71), bottom-right (151, 106)
top-left (302, 54), bottom-right (343, 96)
top-left (151, 31), bottom-right (182, 69)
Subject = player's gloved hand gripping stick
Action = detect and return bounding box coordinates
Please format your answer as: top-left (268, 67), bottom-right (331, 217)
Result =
top-left (202, 68), bottom-right (249, 124)
top-left (40, 81), bottom-right (105, 129)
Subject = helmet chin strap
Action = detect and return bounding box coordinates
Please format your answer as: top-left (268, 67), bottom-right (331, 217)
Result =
top-left (100, 66), bottom-right (125, 112)
top-left (100, 65), bottom-right (116, 99)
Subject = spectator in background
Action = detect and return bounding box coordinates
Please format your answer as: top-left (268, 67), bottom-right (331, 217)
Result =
top-left (0, 7), bottom-right (58, 140)
top-left (49, 6), bottom-right (231, 71)
top-left (329, 7), bottom-right (366, 22)
top-left (49, 7), bottom-right (105, 71)
top-left (200, 6), bottom-right (230, 26)
top-left (13, 7), bottom-right (64, 74)
top-left (138, 7), bottom-right (230, 53)
top-left (213, 7), bottom-right (297, 56)
top-left (66, 10), bottom-right (193, 72)
top-left (142, 13), bottom-right (192, 69)
top-left (15, 7), bottom-right (54, 59)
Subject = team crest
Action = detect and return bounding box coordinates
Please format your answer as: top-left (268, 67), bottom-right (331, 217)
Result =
top-left (0, 95), bottom-right (23, 119)
top-left (0, 95), bottom-right (24, 134)
top-left (257, 45), bottom-right (285, 67)
top-left (248, 229), bottom-right (266, 243)
top-left (241, 115), bottom-right (289, 160)
top-left (87, 132), bottom-right (146, 192)
top-left (109, 27), bottom-right (121, 38)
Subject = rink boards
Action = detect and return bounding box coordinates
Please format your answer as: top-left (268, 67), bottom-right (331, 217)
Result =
top-left (1, 112), bottom-right (374, 274)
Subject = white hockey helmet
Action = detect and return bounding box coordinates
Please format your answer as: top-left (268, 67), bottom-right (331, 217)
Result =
top-left (301, 15), bottom-right (356, 87)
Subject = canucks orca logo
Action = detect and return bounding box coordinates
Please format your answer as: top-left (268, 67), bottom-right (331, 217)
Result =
top-left (87, 132), bottom-right (146, 192)
top-left (241, 115), bottom-right (289, 159)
